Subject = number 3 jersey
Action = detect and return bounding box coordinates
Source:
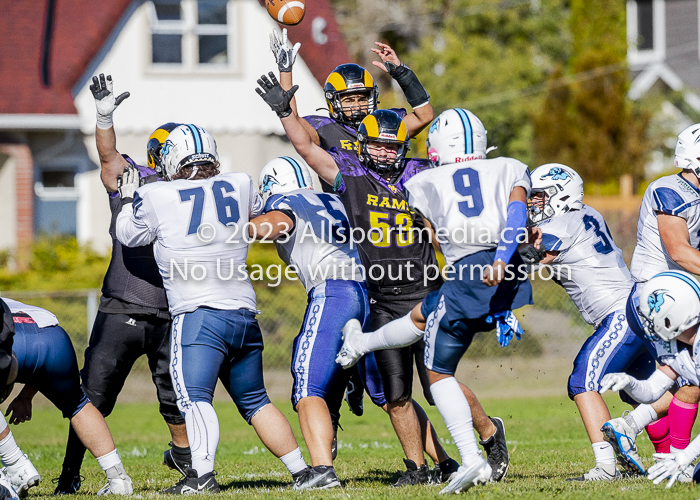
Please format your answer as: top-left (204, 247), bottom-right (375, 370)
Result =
top-left (116, 172), bottom-right (263, 316)
top-left (264, 189), bottom-right (364, 292)
top-left (630, 173), bottom-right (700, 283)
top-left (404, 157), bottom-right (531, 265)
top-left (327, 149), bottom-right (440, 291)
top-left (536, 205), bottom-right (632, 326)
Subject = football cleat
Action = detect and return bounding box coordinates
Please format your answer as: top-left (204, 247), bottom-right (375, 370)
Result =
top-left (163, 443), bottom-right (191, 477)
top-left (567, 464), bottom-right (620, 482)
top-left (292, 466), bottom-right (340, 491)
top-left (439, 457), bottom-right (491, 494)
top-left (330, 414), bottom-right (341, 461)
top-left (434, 458), bottom-right (460, 484)
top-left (601, 416), bottom-right (645, 474)
top-left (52, 470), bottom-right (83, 495)
top-left (391, 459), bottom-right (431, 487)
top-left (336, 320), bottom-right (364, 369)
top-left (161, 469), bottom-right (220, 495)
top-left (96, 464), bottom-right (133, 496)
top-left (3, 455), bottom-right (40, 498)
top-left (0, 470), bottom-right (19, 500)
top-left (479, 417), bottom-right (509, 481)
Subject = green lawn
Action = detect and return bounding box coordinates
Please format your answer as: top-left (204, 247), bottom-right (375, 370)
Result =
top-left (8, 395), bottom-right (700, 498)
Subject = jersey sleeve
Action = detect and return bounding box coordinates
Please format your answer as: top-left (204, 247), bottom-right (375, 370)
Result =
top-left (538, 218), bottom-right (572, 253)
top-left (404, 176), bottom-right (432, 223)
top-left (248, 177), bottom-right (264, 218)
top-left (115, 188), bottom-right (159, 247)
top-left (262, 194), bottom-right (297, 233)
top-left (389, 108), bottom-right (408, 119)
top-left (509, 159), bottom-right (531, 197)
top-left (650, 186), bottom-right (694, 217)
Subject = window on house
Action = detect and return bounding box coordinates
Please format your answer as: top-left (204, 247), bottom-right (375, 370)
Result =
top-left (636, 0), bottom-right (654, 51)
top-left (150, 0), bottom-right (230, 68)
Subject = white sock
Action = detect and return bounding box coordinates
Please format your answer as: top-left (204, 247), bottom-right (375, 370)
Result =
top-left (279, 448), bottom-right (307, 475)
top-left (592, 441), bottom-right (615, 466)
top-left (96, 449), bottom-right (121, 471)
top-left (185, 401), bottom-right (220, 476)
top-left (430, 377), bottom-right (481, 465)
top-left (629, 405), bottom-right (657, 435)
top-left (355, 313), bottom-right (424, 354)
top-left (0, 431), bottom-right (24, 467)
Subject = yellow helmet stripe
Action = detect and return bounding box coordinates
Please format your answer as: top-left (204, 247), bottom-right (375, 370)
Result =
top-left (326, 72), bottom-right (348, 92)
top-left (363, 115), bottom-right (380, 138)
top-left (397, 120), bottom-right (409, 141)
top-left (363, 70), bottom-right (375, 89)
top-left (149, 128), bottom-right (171, 144)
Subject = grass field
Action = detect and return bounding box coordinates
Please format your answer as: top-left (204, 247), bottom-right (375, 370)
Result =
top-left (8, 394), bottom-right (700, 499)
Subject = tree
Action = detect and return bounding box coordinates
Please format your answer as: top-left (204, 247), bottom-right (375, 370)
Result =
top-left (534, 0), bottom-right (650, 187)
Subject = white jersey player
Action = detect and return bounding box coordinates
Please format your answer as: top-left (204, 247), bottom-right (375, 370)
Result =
top-left (529, 164), bottom-right (654, 481)
top-left (337, 108), bottom-right (533, 494)
top-left (115, 124), bottom-right (308, 493)
top-left (603, 124), bottom-right (700, 481)
top-left (245, 156), bottom-right (383, 490)
top-left (600, 271), bottom-right (700, 488)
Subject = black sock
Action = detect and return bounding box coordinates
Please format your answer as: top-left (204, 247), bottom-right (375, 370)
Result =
top-left (170, 443), bottom-right (192, 463)
top-left (61, 425), bottom-right (87, 474)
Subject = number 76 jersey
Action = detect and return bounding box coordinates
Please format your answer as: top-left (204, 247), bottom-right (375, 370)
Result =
top-left (404, 157), bottom-right (531, 265)
top-left (116, 172), bottom-right (263, 316)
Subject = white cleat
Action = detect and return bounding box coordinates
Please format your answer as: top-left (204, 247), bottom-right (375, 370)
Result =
top-left (0, 470), bottom-right (19, 500)
top-left (3, 455), bottom-right (40, 498)
top-left (336, 319), bottom-right (364, 369)
top-left (97, 464), bottom-right (133, 496)
top-left (601, 416), bottom-right (645, 475)
top-left (439, 456), bottom-right (492, 495)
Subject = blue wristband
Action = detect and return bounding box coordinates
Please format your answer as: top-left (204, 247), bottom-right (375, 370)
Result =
top-left (494, 200), bottom-right (527, 264)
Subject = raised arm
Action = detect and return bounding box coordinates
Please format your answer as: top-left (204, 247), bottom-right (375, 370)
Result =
top-left (371, 42), bottom-right (433, 137)
top-left (256, 73), bottom-right (339, 185)
top-left (91, 74), bottom-right (131, 192)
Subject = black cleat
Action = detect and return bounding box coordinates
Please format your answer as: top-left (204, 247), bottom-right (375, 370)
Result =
top-left (292, 466), bottom-right (340, 490)
top-left (160, 469), bottom-right (220, 495)
top-left (52, 471), bottom-right (83, 495)
top-left (163, 443), bottom-right (192, 477)
top-left (391, 459), bottom-right (431, 487)
top-left (479, 416), bottom-right (509, 482)
top-left (435, 457), bottom-right (460, 483)
top-left (330, 415), bottom-right (342, 461)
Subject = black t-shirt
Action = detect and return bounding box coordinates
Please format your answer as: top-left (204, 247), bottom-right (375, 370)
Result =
top-left (327, 149), bottom-right (441, 298)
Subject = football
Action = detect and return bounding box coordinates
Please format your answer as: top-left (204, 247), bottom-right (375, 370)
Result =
top-left (265, 0), bottom-right (305, 26)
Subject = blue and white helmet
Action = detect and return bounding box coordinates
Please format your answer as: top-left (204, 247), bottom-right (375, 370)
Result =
top-left (161, 124), bottom-right (218, 181)
top-left (638, 271), bottom-right (700, 342)
top-left (426, 108), bottom-right (487, 166)
top-left (258, 156), bottom-right (313, 200)
top-left (529, 163), bottom-right (584, 223)
top-left (674, 123), bottom-right (700, 179)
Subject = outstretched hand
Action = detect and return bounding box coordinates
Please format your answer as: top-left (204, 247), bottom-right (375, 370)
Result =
top-left (90, 74), bottom-right (130, 129)
top-left (255, 72), bottom-right (298, 118)
top-left (371, 42), bottom-right (401, 73)
top-left (270, 28), bottom-right (301, 72)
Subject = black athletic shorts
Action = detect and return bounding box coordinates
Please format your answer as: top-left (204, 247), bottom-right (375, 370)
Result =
top-left (81, 311), bottom-right (184, 425)
top-left (370, 296), bottom-right (434, 405)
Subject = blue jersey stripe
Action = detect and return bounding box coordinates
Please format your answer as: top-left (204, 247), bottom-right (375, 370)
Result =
top-left (186, 124), bottom-right (202, 154)
top-left (454, 108), bottom-right (473, 154)
top-left (656, 271), bottom-right (700, 300)
top-left (282, 156), bottom-right (306, 188)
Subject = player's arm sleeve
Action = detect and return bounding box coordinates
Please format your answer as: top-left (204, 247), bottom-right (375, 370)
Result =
top-left (512, 160), bottom-right (532, 197)
top-left (405, 182), bottom-right (431, 223)
top-left (651, 187), bottom-right (692, 218)
top-left (388, 64), bottom-right (430, 109)
top-left (622, 369), bottom-right (676, 404)
top-left (115, 190), bottom-right (158, 247)
top-left (495, 199), bottom-right (527, 264)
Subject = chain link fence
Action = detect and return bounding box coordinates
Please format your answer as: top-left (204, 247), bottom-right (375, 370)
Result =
top-left (0, 276), bottom-right (592, 371)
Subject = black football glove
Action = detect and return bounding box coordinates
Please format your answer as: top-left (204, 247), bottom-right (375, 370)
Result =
top-left (519, 243), bottom-right (546, 265)
top-left (255, 72), bottom-right (298, 118)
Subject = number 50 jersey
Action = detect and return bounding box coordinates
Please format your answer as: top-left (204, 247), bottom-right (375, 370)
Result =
top-left (404, 157), bottom-right (531, 265)
top-left (116, 172), bottom-right (263, 316)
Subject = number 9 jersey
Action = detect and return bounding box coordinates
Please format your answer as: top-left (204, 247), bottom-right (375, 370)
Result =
top-left (116, 172), bottom-right (263, 316)
top-left (404, 157), bottom-right (531, 265)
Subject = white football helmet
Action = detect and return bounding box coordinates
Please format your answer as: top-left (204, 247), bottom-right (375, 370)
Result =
top-left (637, 271), bottom-right (700, 342)
top-left (426, 108), bottom-right (487, 166)
top-left (674, 123), bottom-right (700, 179)
top-left (529, 163), bottom-right (584, 223)
top-left (161, 124), bottom-right (218, 181)
top-left (258, 156), bottom-right (313, 200)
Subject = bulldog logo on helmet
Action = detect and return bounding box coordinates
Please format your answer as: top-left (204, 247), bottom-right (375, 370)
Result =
top-left (541, 166), bottom-right (571, 182)
top-left (648, 290), bottom-right (671, 315)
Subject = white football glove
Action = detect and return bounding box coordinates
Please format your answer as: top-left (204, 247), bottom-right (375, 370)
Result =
top-left (599, 373), bottom-right (632, 394)
top-left (270, 28), bottom-right (301, 72)
top-left (647, 451), bottom-right (693, 488)
top-left (90, 74), bottom-right (130, 129)
top-left (117, 167), bottom-right (139, 205)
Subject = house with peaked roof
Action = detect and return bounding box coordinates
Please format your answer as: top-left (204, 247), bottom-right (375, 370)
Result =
top-left (0, 0), bottom-right (350, 253)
